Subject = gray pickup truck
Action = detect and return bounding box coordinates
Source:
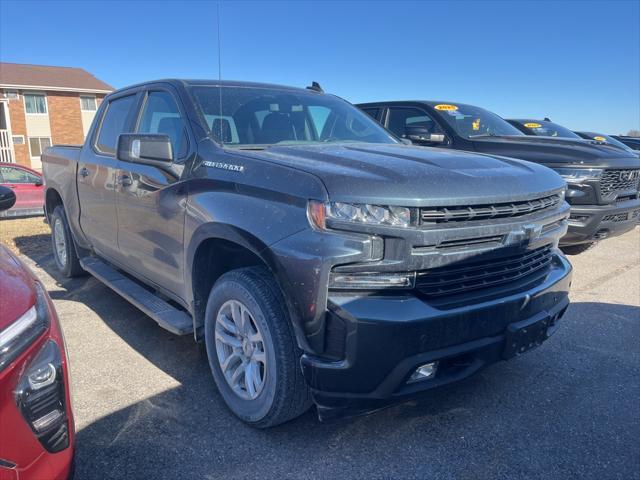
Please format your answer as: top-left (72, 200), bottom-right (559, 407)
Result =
top-left (42, 80), bottom-right (572, 426)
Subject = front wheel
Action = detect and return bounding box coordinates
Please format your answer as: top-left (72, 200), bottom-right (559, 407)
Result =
top-left (50, 205), bottom-right (84, 277)
top-left (204, 267), bottom-right (311, 428)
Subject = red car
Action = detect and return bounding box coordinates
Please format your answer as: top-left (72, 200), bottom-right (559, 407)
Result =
top-left (0, 186), bottom-right (74, 479)
top-left (0, 164), bottom-right (44, 217)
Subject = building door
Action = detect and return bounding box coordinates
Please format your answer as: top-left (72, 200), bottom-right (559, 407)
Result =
top-left (0, 101), bottom-right (15, 163)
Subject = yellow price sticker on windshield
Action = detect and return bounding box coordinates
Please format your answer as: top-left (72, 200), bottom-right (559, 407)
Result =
top-left (524, 122), bottom-right (542, 128)
top-left (434, 104), bottom-right (458, 111)
top-left (472, 119), bottom-right (481, 130)
top-left (594, 136), bottom-right (606, 142)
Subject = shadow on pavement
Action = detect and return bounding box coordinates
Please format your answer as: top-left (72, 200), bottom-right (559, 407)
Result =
top-left (69, 299), bottom-right (639, 479)
top-left (17, 252), bottom-right (640, 479)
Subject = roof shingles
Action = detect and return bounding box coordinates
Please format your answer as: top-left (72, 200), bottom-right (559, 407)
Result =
top-left (0, 62), bottom-right (113, 92)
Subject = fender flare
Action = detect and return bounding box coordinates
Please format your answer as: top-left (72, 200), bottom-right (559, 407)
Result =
top-left (185, 223), bottom-right (305, 347)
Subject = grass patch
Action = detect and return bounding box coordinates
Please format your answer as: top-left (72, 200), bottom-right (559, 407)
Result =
top-left (0, 216), bottom-right (51, 257)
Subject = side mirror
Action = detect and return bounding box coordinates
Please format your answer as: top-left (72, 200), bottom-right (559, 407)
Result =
top-left (117, 134), bottom-right (173, 166)
top-left (35, 179), bottom-right (43, 187)
top-left (404, 126), bottom-right (446, 145)
top-left (0, 185), bottom-right (17, 212)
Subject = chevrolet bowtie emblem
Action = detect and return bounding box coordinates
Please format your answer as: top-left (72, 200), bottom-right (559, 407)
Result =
top-left (507, 224), bottom-right (543, 246)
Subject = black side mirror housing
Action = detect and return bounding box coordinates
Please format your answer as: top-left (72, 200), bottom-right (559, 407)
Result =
top-left (35, 179), bottom-right (43, 187)
top-left (0, 185), bottom-right (17, 212)
top-left (117, 134), bottom-right (173, 166)
top-left (404, 126), bottom-right (447, 145)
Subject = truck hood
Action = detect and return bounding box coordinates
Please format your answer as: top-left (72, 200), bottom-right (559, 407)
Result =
top-left (473, 135), bottom-right (640, 169)
top-left (237, 143), bottom-right (565, 206)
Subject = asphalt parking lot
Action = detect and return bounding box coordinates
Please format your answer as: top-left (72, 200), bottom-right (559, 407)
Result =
top-left (7, 220), bottom-right (640, 480)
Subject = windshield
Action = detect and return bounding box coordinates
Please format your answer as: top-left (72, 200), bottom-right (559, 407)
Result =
top-left (516, 120), bottom-right (581, 139)
top-left (190, 86), bottom-right (397, 148)
top-left (429, 103), bottom-right (524, 139)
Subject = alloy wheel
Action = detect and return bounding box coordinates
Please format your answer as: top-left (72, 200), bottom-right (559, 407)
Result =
top-left (214, 299), bottom-right (267, 400)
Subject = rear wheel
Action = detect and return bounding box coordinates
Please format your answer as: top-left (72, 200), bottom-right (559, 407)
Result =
top-left (561, 242), bottom-right (596, 256)
top-left (50, 205), bottom-right (84, 277)
top-left (204, 266), bottom-right (311, 428)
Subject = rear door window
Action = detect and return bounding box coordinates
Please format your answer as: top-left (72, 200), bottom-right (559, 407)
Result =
top-left (96, 94), bottom-right (136, 154)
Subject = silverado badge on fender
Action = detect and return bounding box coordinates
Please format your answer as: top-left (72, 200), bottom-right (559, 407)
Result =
top-left (203, 161), bottom-right (245, 172)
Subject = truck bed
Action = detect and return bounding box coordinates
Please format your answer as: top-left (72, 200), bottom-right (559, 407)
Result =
top-left (41, 145), bottom-right (82, 222)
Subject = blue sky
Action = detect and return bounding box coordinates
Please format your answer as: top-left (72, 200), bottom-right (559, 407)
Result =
top-left (1, 0), bottom-right (638, 134)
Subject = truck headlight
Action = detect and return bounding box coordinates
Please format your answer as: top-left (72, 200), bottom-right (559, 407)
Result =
top-left (308, 201), bottom-right (412, 229)
top-left (555, 168), bottom-right (603, 183)
top-left (0, 283), bottom-right (50, 372)
top-left (15, 340), bottom-right (70, 453)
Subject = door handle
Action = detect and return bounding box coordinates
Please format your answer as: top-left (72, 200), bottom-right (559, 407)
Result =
top-left (79, 167), bottom-right (90, 178)
top-left (118, 174), bottom-right (132, 187)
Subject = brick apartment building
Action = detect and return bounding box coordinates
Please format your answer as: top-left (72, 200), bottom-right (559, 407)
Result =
top-left (0, 62), bottom-right (113, 169)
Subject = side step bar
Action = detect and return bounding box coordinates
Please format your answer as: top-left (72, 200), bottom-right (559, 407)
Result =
top-left (80, 257), bottom-right (193, 335)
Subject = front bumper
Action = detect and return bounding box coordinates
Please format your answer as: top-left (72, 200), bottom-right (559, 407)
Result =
top-left (562, 196), bottom-right (640, 245)
top-left (301, 252), bottom-right (572, 420)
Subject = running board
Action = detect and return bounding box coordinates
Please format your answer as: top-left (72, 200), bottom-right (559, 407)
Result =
top-left (80, 257), bottom-right (193, 335)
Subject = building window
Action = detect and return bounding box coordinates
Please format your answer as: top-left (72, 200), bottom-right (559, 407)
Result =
top-left (28, 137), bottom-right (51, 157)
top-left (12, 135), bottom-right (25, 145)
top-left (24, 93), bottom-right (47, 114)
top-left (80, 95), bottom-right (97, 111)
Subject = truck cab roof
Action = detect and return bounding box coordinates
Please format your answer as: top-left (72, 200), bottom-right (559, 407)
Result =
top-left (105, 79), bottom-right (318, 98)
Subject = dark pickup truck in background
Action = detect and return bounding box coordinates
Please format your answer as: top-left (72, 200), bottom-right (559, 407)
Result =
top-left (358, 101), bottom-right (640, 253)
top-left (611, 135), bottom-right (640, 151)
top-left (574, 131), bottom-right (639, 156)
top-left (507, 118), bottom-right (584, 140)
top-left (508, 120), bottom-right (640, 155)
top-left (42, 80), bottom-right (572, 426)
top-left (504, 119), bottom-right (640, 157)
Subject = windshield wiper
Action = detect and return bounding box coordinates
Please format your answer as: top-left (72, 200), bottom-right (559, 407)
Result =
top-left (469, 133), bottom-right (502, 138)
top-left (229, 145), bottom-right (269, 151)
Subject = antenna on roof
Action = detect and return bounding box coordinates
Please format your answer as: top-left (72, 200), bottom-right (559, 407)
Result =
top-left (216, 1), bottom-right (224, 144)
top-left (306, 81), bottom-right (324, 93)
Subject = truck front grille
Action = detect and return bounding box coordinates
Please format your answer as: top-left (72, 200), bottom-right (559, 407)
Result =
top-left (420, 194), bottom-right (562, 224)
top-left (599, 169), bottom-right (640, 196)
top-left (415, 246), bottom-right (553, 298)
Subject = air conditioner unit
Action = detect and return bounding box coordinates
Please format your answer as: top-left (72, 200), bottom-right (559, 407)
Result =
top-left (1, 91), bottom-right (19, 100)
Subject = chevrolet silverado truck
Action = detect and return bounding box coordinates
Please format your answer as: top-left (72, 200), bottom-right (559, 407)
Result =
top-left (358, 101), bottom-right (640, 254)
top-left (43, 80), bottom-right (572, 427)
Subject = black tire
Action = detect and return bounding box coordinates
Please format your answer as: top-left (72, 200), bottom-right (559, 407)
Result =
top-left (50, 205), bottom-right (84, 277)
top-left (204, 266), bottom-right (311, 428)
top-left (561, 242), bottom-right (596, 256)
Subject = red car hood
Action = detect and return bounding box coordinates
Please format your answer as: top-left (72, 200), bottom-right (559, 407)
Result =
top-left (0, 244), bottom-right (36, 329)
